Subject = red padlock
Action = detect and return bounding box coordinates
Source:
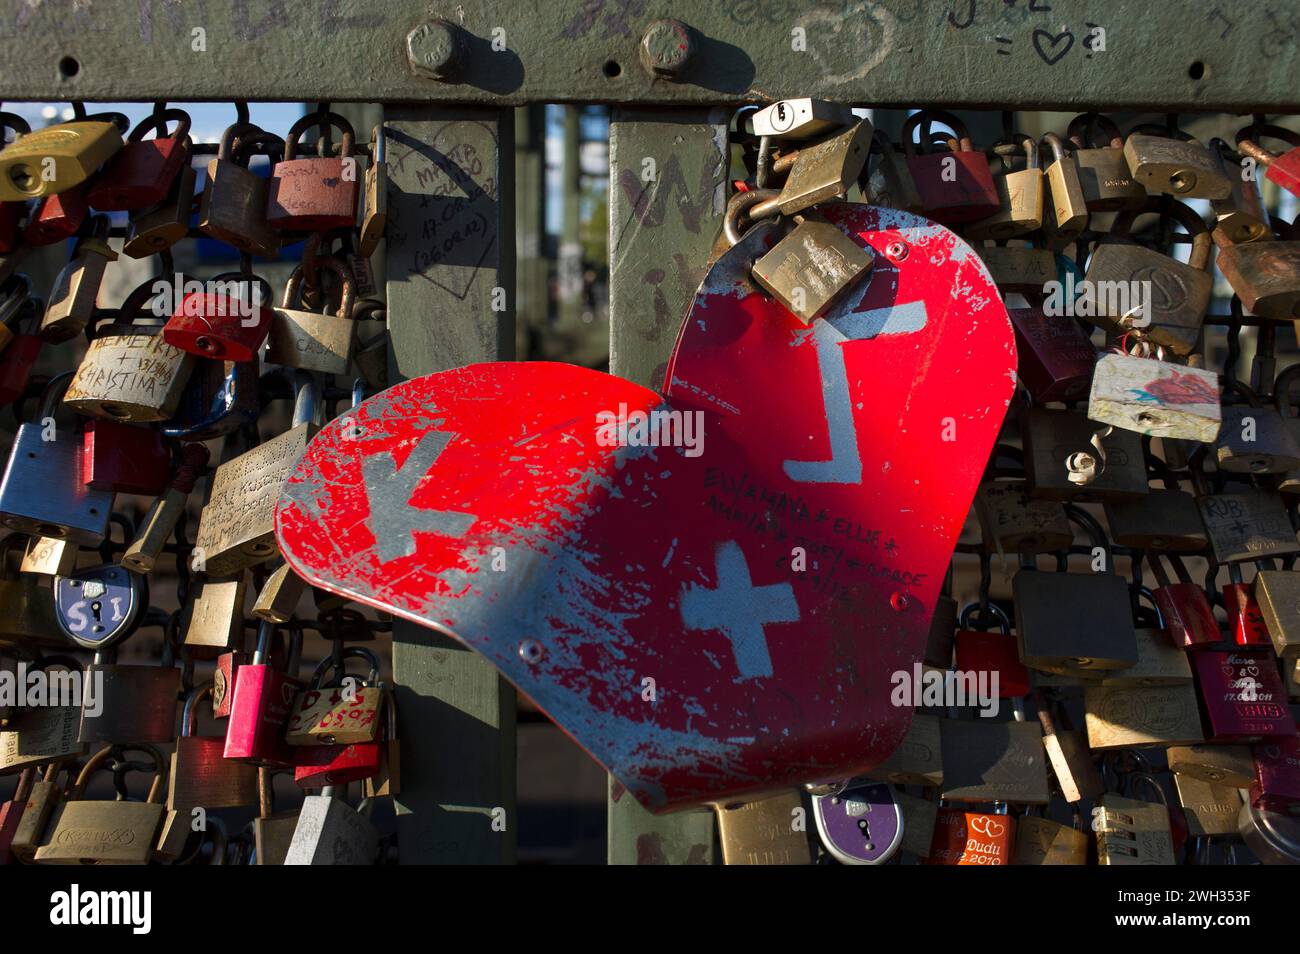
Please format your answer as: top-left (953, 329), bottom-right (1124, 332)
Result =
top-left (1008, 306), bottom-right (1097, 404)
top-left (0, 285), bottom-right (44, 407)
top-left (1223, 564), bottom-right (1272, 648)
top-left (1194, 650), bottom-right (1297, 742)
top-left (223, 622), bottom-right (304, 767)
top-left (953, 603), bottom-right (1030, 698)
top-left (0, 201), bottom-right (23, 254)
top-left (293, 742), bottom-right (383, 789)
top-left (926, 803), bottom-right (1013, 865)
top-left (265, 112), bottom-right (359, 232)
top-left (162, 271), bottom-right (274, 361)
top-left (1251, 735), bottom-right (1300, 814)
top-left (1148, 553), bottom-right (1220, 650)
top-left (83, 418), bottom-right (172, 495)
top-left (24, 188), bottom-right (88, 247)
top-left (1237, 124), bottom-right (1300, 200)
top-left (902, 110), bottom-right (999, 224)
top-left (85, 108), bottom-right (192, 211)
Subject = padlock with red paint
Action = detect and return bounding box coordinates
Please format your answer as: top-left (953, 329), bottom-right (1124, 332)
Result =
top-left (902, 110), bottom-right (999, 224)
top-left (0, 285), bottom-right (43, 407)
top-left (82, 418), bottom-right (172, 495)
top-left (85, 108), bottom-right (192, 211)
top-left (1237, 123), bottom-right (1300, 199)
top-left (1250, 735), bottom-right (1300, 814)
top-left (24, 188), bottom-right (88, 247)
top-left (1223, 564), bottom-right (1272, 648)
top-left (162, 271), bottom-right (274, 362)
top-left (926, 802), bottom-right (1013, 865)
top-left (292, 741), bottom-right (383, 789)
top-left (1148, 553), bottom-right (1220, 650)
top-left (1008, 306), bottom-right (1097, 404)
top-left (1194, 650), bottom-right (1297, 741)
top-left (223, 621), bottom-right (304, 767)
top-left (265, 112), bottom-right (359, 233)
top-left (953, 602), bottom-right (1029, 698)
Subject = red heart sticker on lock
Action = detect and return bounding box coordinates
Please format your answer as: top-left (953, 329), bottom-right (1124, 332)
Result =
top-left (276, 205), bottom-right (1015, 811)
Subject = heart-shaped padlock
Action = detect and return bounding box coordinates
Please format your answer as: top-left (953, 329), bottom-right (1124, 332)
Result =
top-left (275, 204), bottom-right (1015, 811)
top-left (54, 563), bottom-right (146, 649)
top-left (812, 781), bottom-right (904, 864)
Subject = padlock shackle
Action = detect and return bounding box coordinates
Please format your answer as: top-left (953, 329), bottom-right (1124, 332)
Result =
top-left (1067, 112), bottom-right (1123, 150)
top-left (1109, 196), bottom-right (1211, 272)
top-left (283, 111), bottom-right (357, 162)
top-left (369, 124), bottom-right (385, 164)
top-left (1236, 123), bottom-right (1300, 163)
top-left (72, 743), bottom-right (168, 804)
top-left (282, 255), bottom-right (355, 319)
top-left (722, 189), bottom-right (779, 247)
top-left (957, 600), bottom-right (1010, 633)
top-left (307, 644), bottom-right (381, 688)
top-left (901, 109), bottom-right (973, 157)
top-left (128, 107), bottom-right (192, 144)
top-left (181, 680), bottom-right (215, 736)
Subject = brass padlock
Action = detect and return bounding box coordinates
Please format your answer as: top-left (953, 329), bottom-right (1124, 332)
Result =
top-left (0, 538), bottom-right (64, 651)
top-left (63, 280), bottom-right (195, 423)
top-left (1084, 682), bottom-right (1204, 749)
top-left (975, 240), bottom-right (1058, 296)
top-left (1217, 239), bottom-right (1300, 320)
top-left (0, 656), bottom-right (86, 770)
top-left (1216, 384), bottom-right (1300, 473)
top-left (1013, 806), bottom-right (1089, 864)
top-left (1254, 569), bottom-right (1300, 661)
top-left (78, 647), bottom-right (181, 745)
top-left (358, 124), bottom-right (387, 258)
top-left (1040, 132), bottom-right (1089, 250)
top-left (1023, 407), bottom-right (1149, 501)
top-left (1166, 743), bottom-right (1256, 788)
top-left (750, 213), bottom-right (873, 324)
top-left (965, 134), bottom-right (1043, 240)
top-left (1174, 774), bottom-right (1243, 837)
top-left (252, 562), bottom-right (308, 624)
top-left (752, 119), bottom-right (872, 219)
top-left (123, 162), bottom-right (196, 259)
top-left (9, 760), bottom-right (76, 863)
top-left (1274, 364), bottom-right (1300, 495)
top-left (1080, 197), bottom-right (1213, 356)
top-left (1104, 489), bottom-right (1207, 552)
top-left (866, 711), bottom-right (942, 787)
top-left (1208, 137), bottom-right (1270, 246)
top-left (20, 535), bottom-right (78, 577)
top-left (192, 374), bottom-right (320, 577)
top-left (1197, 488), bottom-right (1300, 564)
top-left (974, 478), bottom-right (1072, 555)
top-left (1065, 113), bottom-right (1147, 212)
top-left (714, 791), bottom-right (814, 865)
top-left (1013, 553), bottom-right (1139, 674)
top-left (0, 120), bottom-right (123, 202)
top-left (1087, 347), bottom-right (1221, 443)
top-left (1100, 626), bottom-right (1193, 687)
top-left (1123, 126), bottom-right (1232, 200)
top-left (265, 257), bottom-right (357, 376)
top-left (168, 682), bottom-right (257, 811)
top-left (40, 214), bottom-right (117, 343)
top-left (183, 573), bottom-right (248, 656)
top-left (1095, 767), bottom-right (1177, 865)
top-left (198, 123), bottom-right (280, 259)
top-left (254, 768), bottom-right (299, 865)
top-left (34, 744), bottom-right (167, 864)
top-left (939, 717), bottom-right (1049, 804)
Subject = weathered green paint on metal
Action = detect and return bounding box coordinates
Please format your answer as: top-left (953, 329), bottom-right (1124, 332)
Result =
top-left (606, 107), bottom-right (726, 864)
top-left (609, 106), bottom-right (727, 388)
top-left (557, 106), bottom-right (585, 333)
top-left (606, 778), bottom-right (715, 865)
top-left (514, 105), bottom-right (547, 359)
top-left (1, 1), bottom-right (1296, 111)
top-left (385, 105), bottom-right (517, 864)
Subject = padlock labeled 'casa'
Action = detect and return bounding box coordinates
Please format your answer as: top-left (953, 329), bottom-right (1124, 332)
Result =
top-left (265, 258), bottom-right (357, 376)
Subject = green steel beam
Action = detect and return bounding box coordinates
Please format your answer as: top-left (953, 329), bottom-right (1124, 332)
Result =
top-left (0, 1), bottom-right (1295, 111)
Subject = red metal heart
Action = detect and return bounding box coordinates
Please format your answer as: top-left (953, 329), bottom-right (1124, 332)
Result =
top-left (276, 205), bottom-right (1015, 811)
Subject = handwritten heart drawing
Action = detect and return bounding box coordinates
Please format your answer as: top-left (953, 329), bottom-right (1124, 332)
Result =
top-left (1032, 28), bottom-right (1074, 66)
top-left (970, 815), bottom-right (1005, 838)
top-left (276, 205), bottom-right (1014, 811)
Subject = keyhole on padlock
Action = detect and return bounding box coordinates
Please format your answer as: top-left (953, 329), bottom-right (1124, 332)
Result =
top-left (89, 600), bottom-right (104, 633)
top-left (857, 818), bottom-right (874, 851)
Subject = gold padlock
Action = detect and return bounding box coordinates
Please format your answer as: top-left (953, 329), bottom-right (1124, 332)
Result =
top-left (1123, 126), bottom-right (1232, 200)
top-left (965, 134), bottom-right (1043, 240)
top-left (1208, 136), bottom-right (1270, 246)
top-left (41, 214), bottom-right (118, 343)
top-left (750, 213), bottom-right (873, 324)
top-left (123, 163), bottom-right (196, 259)
top-left (183, 574), bottom-right (248, 654)
top-left (1083, 682), bottom-right (1204, 749)
top-left (265, 257), bottom-right (357, 376)
top-left (0, 120), bottom-right (123, 202)
top-left (1065, 113), bottom-right (1147, 212)
top-left (1040, 132), bottom-right (1089, 250)
top-left (198, 122), bottom-right (280, 259)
